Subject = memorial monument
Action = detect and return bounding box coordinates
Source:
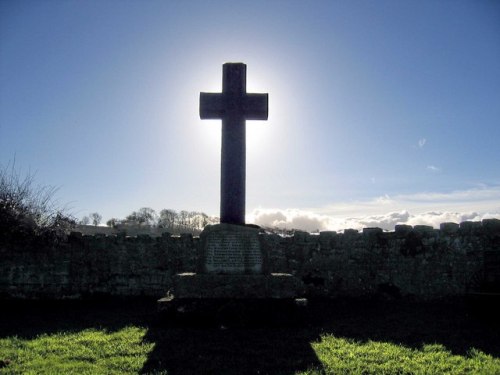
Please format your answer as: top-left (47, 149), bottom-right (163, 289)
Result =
top-left (161, 63), bottom-right (304, 306)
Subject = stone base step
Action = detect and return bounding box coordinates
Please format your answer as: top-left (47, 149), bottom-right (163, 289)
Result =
top-left (157, 296), bottom-right (308, 327)
top-left (171, 273), bottom-right (305, 299)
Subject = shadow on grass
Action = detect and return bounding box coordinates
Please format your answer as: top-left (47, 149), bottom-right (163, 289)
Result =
top-left (0, 298), bottom-right (153, 339)
top-left (305, 297), bottom-right (500, 358)
top-left (1, 297), bottom-right (499, 374)
top-left (140, 297), bottom-right (500, 374)
top-left (141, 299), bottom-right (322, 374)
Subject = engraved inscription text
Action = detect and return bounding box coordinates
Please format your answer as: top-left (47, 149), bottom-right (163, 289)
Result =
top-left (205, 231), bottom-right (262, 274)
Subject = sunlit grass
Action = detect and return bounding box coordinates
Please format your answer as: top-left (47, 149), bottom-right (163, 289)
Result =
top-left (0, 326), bottom-right (153, 374)
top-left (1, 327), bottom-right (499, 374)
top-left (301, 335), bottom-right (500, 375)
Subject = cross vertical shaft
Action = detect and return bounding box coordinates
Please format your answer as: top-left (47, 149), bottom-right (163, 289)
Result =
top-left (221, 114), bottom-right (245, 224)
top-left (200, 63), bottom-right (268, 225)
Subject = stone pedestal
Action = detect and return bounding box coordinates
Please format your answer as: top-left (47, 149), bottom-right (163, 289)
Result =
top-left (160, 224), bottom-right (305, 309)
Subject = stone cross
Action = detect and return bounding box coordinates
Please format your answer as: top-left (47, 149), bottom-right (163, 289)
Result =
top-left (200, 63), bottom-right (268, 225)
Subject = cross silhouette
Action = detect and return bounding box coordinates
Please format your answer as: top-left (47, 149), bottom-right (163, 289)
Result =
top-left (200, 63), bottom-right (268, 224)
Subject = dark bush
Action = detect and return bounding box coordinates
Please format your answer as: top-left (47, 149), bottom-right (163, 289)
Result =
top-left (0, 162), bottom-right (75, 243)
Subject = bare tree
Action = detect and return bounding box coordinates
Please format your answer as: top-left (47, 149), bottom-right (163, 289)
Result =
top-left (158, 209), bottom-right (177, 229)
top-left (125, 211), bottom-right (139, 224)
top-left (178, 210), bottom-right (189, 229)
top-left (80, 216), bottom-right (90, 225)
top-left (1, 160), bottom-right (75, 238)
top-left (188, 211), bottom-right (209, 231)
top-left (89, 212), bottom-right (102, 226)
top-left (138, 207), bottom-right (157, 225)
top-left (126, 207), bottom-right (156, 225)
top-left (106, 218), bottom-right (118, 227)
top-left (200, 212), bottom-right (209, 228)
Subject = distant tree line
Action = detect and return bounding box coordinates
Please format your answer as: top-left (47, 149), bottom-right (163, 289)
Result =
top-left (79, 209), bottom-right (304, 236)
top-left (259, 226), bottom-right (298, 237)
top-left (80, 207), bottom-right (219, 235)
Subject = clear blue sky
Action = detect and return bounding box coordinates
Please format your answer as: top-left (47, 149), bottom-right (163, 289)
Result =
top-left (1, 1), bottom-right (499, 231)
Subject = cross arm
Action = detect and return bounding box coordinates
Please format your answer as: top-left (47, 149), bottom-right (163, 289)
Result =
top-left (200, 93), bottom-right (225, 119)
top-left (244, 93), bottom-right (268, 120)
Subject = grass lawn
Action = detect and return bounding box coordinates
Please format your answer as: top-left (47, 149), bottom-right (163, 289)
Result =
top-left (0, 298), bottom-right (498, 374)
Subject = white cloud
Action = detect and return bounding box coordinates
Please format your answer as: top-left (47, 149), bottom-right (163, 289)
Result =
top-left (248, 185), bottom-right (500, 232)
top-left (250, 210), bottom-right (287, 227)
top-left (356, 211), bottom-right (410, 230)
top-left (418, 138), bottom-right (427, 148)
top-left (374, 194), bottom-right (394, 205)
top-left (427, 165), bottom-right (440, 172)
top-left (249, 208), bottom-right (499, 232)
top-left (250, 208), bottom-right (330, 232)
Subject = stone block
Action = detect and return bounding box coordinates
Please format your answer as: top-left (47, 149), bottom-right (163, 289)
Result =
top-left (293, 231), bottom-right (311, 243)
top-left (395, 224), bottom-right (412, 233)
top-left (319, 231), bottom-right (336, 252)
top-left (414, 225), bottom-right (434, 234)
top-left (173, 273), bottom-right (304, 299)
top-left (137, 234), bottom-right (152, 241)
top-left (459, 221), bottom-right (483, 234)
top-left (363, 227), bottom-right (383, 235)
top-left (344, 229), bottom-right (359, 235)
top-left (482, 219), bottom-right (500, 235)
top-left (440, 222), bottom-right (459, 234)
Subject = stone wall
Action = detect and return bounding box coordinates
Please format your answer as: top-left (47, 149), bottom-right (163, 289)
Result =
top-left (1, 220), bottom-right (499, 300)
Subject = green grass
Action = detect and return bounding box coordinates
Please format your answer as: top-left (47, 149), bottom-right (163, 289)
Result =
top-left (303, 337), bottom-right (499, 374)
top-left (1, 327), bottom-right (498, 374)
top-left (0, 299), bottom-right (499, 374)
top-left (0, 327), bottom-right (153, 374)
